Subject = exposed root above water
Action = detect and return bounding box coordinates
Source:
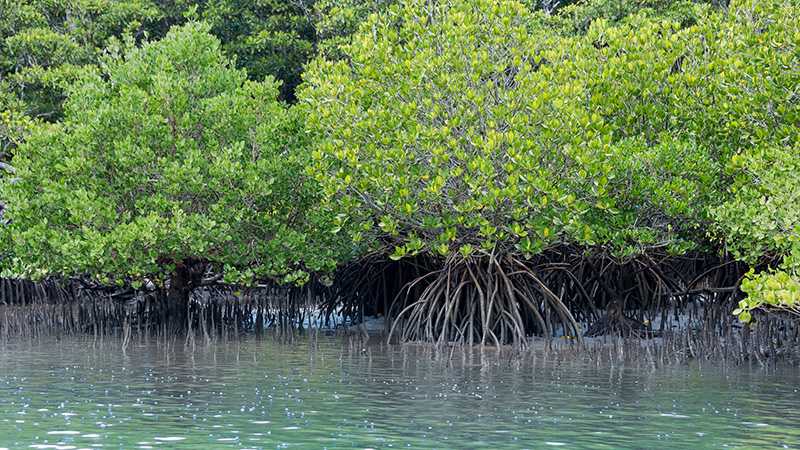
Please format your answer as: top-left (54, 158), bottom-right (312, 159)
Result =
top-left (0, 278), bottom-right (344, 342)
top-left (1, 249), bottom-right (798, 363)
top-left (387, 254), bottom-right (581, 347)
top-left (583, 314), bottom-right (651, 337)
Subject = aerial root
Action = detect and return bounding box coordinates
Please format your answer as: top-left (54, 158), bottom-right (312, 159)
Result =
top-left (387, 254), bottom-right (581, 348)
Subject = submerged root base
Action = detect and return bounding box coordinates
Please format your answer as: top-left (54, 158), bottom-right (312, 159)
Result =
top-left (379, 250), bottom-right (778, 356)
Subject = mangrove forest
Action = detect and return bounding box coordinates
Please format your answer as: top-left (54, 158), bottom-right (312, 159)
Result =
top-left (0, 0), bottom-right (799, 360)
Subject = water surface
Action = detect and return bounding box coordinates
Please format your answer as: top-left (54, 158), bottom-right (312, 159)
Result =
top-left (0, 335), bottom-right (798, 449)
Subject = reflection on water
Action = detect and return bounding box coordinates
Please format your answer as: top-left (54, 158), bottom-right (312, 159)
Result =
top-left (0, 334), bottom-right (798, 449)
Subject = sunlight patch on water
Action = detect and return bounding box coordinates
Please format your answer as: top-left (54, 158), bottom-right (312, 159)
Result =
top-left (741, 422), bottom-right (770, 427)
top-left (30, 446), bottom-right (77, 450)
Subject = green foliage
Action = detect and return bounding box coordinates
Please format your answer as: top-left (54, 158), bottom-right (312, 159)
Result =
top-left (314, 0), bottom-right (394, 59)
top-left (0, 89), bottom-right (35, 160)
top-left (715, 144), bottom-right (800, 267)
top-left (722, 142), bottom-right (800, 323)
top-left (0, 0), bottom-right (333, 113)
top-left (1, 23), bottom-right (331, 286)
top-left (302, 0), bottom-right (799, 324)
top-left (0, 0), bottom-right (162, 120)
top-left (310, 0), bottom-right (700, 62)
top-left (545, 0), bottom-right (711, 35)
top-left (199, 0), bottom-right (316, 101)
top-left (0, 89), bottom-right (33, 274)
top-left (703, 0), bottom-right (799, 321)
top-left (0, 0), bottom-right (796, 327)
top-left (301, 0), bottom-right (730, 263)
top-left (738, 268), bottom-right (800, 324)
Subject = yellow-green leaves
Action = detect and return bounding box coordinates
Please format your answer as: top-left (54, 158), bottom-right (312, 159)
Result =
top-left (706, 0), bottom-right (800, 322)
top-left (303, 0), bottom-right (566, 260)
top-left (302, 0), bottom-right (780, 266)
top-left (739, 268), bottom-right (800, 323)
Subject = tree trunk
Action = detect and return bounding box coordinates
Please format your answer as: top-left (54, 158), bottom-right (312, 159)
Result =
top-left (163, 259), bottom-right (205, 332)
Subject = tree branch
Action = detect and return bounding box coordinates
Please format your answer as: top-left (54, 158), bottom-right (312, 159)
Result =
top-left (0, 162), bottom-right (15, 173)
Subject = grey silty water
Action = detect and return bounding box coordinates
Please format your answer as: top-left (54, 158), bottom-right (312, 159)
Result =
top-left (0, 335), bottom-right (798, 449)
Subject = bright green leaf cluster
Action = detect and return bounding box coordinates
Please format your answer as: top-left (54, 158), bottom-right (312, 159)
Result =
top-left (300, 0), bottom-right (735, 262)
top-left (1, 22), bottom-right (345, 286)
top-left (738, 268), bottom-right (800, 323)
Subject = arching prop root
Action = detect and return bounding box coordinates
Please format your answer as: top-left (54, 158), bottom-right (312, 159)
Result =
top-left (387, 254), bottom-right (581, 347)
top-left (381, 248), bottom-right (753, 345)
top-left (530, 249), bottom-right (749, 338)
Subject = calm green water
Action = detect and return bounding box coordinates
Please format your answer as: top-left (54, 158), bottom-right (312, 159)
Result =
top-left (0, 335), bottom-right (798, 449)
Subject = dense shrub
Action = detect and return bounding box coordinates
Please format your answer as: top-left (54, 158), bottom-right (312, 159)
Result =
top-left (705, 0), bottom-right (800, 322)
top-left (0, 0), bottom-right (318, 124)
top-left (301, 0), bottom-right (720, 263)
top-left (197, 0), bottom-right (317, 102)
top-left (1, 23), bottom-right (332, 293)
top-left (0, 0), bottom-right (797, 337)
top-left (314, 0), bottom-right (394, 60)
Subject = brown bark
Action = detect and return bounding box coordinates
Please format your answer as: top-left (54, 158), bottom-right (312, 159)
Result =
top-left (163, 259), bottom-right (207, 330)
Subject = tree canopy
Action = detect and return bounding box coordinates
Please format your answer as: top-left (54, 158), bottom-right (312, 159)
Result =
top-left (301, 0), bottom-right (717, 262)
top-left (1, 22), bottom-right (334, 289)
top-left (0, 0), bottom-right (161, 120)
